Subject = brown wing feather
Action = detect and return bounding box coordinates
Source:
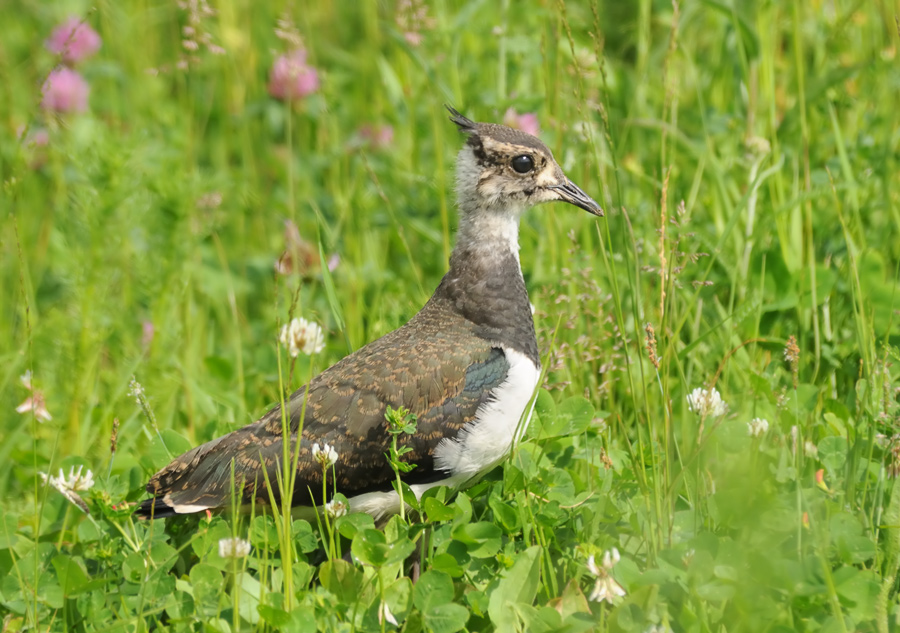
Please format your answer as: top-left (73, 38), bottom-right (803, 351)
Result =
top-left (138, 300), bottom-right (507, 517)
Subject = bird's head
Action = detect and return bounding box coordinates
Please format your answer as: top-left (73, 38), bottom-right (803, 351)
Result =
top-left (447, 106), bottom-right (603, 218)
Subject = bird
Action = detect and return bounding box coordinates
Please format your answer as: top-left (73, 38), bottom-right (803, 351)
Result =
top-left (136, 107), bottom-right (602, 520)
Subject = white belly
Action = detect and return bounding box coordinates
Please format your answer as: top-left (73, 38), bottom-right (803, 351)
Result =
top-left (433, 347), bottom-right (541, 476)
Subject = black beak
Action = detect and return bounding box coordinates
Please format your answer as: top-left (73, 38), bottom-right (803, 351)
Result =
top-left (550, 180), bottom-right (604, 216)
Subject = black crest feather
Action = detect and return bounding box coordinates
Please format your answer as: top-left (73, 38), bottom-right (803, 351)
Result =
top-left (445, 105), bottom-right (477, 134)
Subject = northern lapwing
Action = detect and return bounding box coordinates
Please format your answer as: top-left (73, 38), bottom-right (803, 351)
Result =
top-left (136, 107), bottom-right (602, 520)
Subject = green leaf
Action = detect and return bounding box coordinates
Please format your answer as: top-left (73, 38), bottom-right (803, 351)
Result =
top-left (351, 526), bottom-right (415, 567)
top-left (451, 521), bottom-right (502, 558)
top-left (834, 567), bottom-right (879, 621)
top-left (52, 555), bottom-right (90, 596)
top-left (414, 570), bottom-right (455, 613)
top-left (393, 479), bottom-right (420, 511)
top-left (352, 528), bottom-right (389, 566)
top-left (258, 604), bottom-right (316, 632)
top-left (250, 515), bottom-right (280, 550)
top-left (430, 552), bottom-right (465, 578)
top-left (818, 436), bottom-right (848, 473)
top-left (258, 605), bottom-right (292, 627)
top-left (384, 577), bottom-right (413, 623)
top-left (0, 514), bottom-right (18, 549)
top-left (487, 546), bottom-right (542, 631)
top-left (318, 559), bottom-right (363, 602)
top-left (190, 563), bottom-right (225, 612)
top-left (557, 396), bottom-right (595, 435)
top-left (424, 496), bottom-right (456, 522)
top-left (830, 513), bottom-right (876, 564)
top-left (452, 493), bottom-right (473, 526)
top-left (489, 495), bottom-right (520, 533)
top-left (336, 512), bottom-right (375, 539)
top-left (123, 552), bottom-right (148, 583)
top-left (292, 519), bottom-right (319, 553)
top-left (424, 603), bottom-right (469, 633)
top-left (534, 394), bottom-right (594, 438)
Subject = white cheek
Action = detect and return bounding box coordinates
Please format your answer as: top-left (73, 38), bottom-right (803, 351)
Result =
top-left (534, 166), bottom-right (559, 187)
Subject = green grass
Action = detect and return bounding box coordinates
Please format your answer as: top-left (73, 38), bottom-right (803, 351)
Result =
top-left (2, 0), bottom-right (900, 630)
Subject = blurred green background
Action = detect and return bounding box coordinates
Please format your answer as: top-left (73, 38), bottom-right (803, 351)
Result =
top-left (2, 0), bottom-right (900, 631)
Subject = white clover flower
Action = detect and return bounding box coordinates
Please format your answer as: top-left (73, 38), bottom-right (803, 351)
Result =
top-left (16, 393), bottom-right (52, 422)
top-left (16, 370), bottom-right (52, 422)
top-left (44, 465), bottom-right (95, 492)
top-left (686, 387), bottom-right (728, 417)
top-left (218, 537), bottom-right (251, 559)
top-left (804, 440), bottom-right (818, 458)
top-left (40, 466), bottom-right (94, 513)
top-left (747, 417), bottom-right (769, 438)
top-left (279, 317), bottom-right (325, 357)
top-left (325, 498), bottom-right (347, 519)
top-left (586, 548), bottom-right (626, 604)
top-left (312, 442), bottom-right (338, 468)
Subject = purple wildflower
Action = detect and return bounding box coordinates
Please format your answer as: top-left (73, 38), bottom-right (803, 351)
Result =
top-left (268, 49), bottom-right (319, 101)
top-left (46, 17), bottom-right (101, 64)
top-left (503, 108), bottom-right (540, 136)
top-left (41, 68), bottom-right (89, 113)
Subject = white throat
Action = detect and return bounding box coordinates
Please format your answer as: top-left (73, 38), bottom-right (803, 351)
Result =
top-left (454, 146), bottom-right (524, 262)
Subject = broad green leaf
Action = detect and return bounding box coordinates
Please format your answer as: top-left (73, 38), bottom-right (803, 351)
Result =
top-left (292, 519), bottom-right (319, 553)
top-left (351, 527), bottom-right (415, 567)
top-left (833, 567), bottom-right (879, 621)
top-left (424, 497), bottom-right (456, 522)
top-left (818, 436), bottom-right (848, 473)
top-left (123, 552), bottom-right (148, 583)
top-left (424, 603), bottom-right (469, 633)
top-left (534, 394), bottom-right (594, 438)
top-left (258, 605), bottom-right (292, 627)
top-left (250, 515), bottom-right (279, 550)
top-left (190, 563), bottom-right (225, 612)
top-left (336, 512), bottom-right (375, 539)
top-left (52, 555), bottom-right (89, 596)
top-left (384, 577), bottom-right (413, 623)
top-left (429, 552), bottom-right (465, 578)
top-left (487, 546), bottom-right (542, 631)
top-left (489, 495), bottom-right (520, 533)
top-left (413, 570), bottom-right (455, 613)
top-left (452, 493), bottom-right (473, 526)
top-left (452, 521), bottom-right (502, 558)
top-left (557, 396), bottom-right (595, 435)
top-left (318, 559), bottom-right (363, 602)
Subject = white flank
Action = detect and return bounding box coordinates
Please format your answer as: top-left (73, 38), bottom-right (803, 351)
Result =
top-left (434, 347), bottom-right (540, 477)
top-left (347, 480), bottom-right (462, 521)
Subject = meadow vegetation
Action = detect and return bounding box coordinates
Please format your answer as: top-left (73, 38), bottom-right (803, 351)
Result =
top-left (2, 0), bottom-right (900, 631)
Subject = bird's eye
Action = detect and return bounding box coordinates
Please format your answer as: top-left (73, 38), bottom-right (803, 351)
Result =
top-left (511, 155), bottom-right (535, 174)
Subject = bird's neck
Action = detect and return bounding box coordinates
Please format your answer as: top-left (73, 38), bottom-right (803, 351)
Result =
top-left (429, 204), bottom-right (540, 365)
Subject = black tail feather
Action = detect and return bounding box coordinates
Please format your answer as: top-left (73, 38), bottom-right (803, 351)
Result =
top-left (134, 497), bottom-right (179, 519)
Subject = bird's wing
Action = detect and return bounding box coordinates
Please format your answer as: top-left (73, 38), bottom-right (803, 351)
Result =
top-left (138, 316), bottom-right (510, 517)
